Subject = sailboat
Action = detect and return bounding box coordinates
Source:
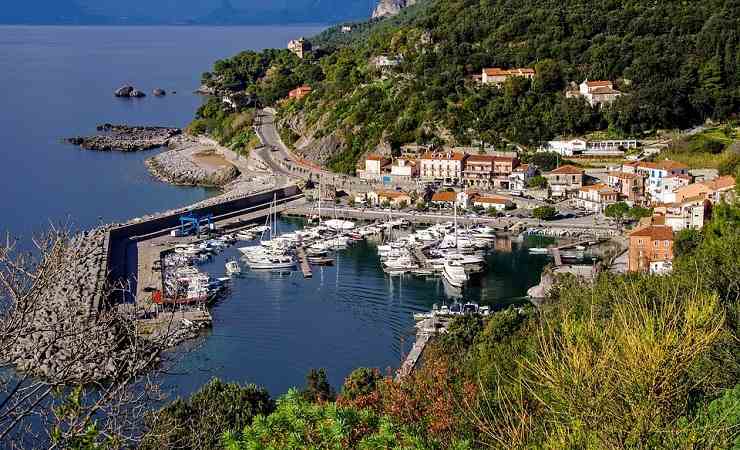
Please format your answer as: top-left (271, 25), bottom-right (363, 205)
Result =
top-left (442, 202), bottom-right (470, 287)
top-left (239, 195), bottom-right (297, 270)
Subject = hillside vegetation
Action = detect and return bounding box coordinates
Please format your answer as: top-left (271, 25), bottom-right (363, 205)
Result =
top-left (198, 0), bottom-right (740, 174)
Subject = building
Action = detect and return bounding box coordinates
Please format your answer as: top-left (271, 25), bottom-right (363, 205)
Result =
top-left (509, 164), bottom-right (537, 192)
top-left (367, 190), bottom-right (412, 208)
top-left (607, 171), bottom-right (644, 203)
top-left (624, 160), bottom-right (690, 203)
top-left (419, 151), bottom-right (467, 184)
top-left (481, 67), bottom-right (535, 85)
top-left (390, 157), bottom-right (418, 177)
top-left (703, 175), bottom-right (736, 203)
top-left (628, 225), bottom-right (674, 274)
top-left (473, 196), bottom-right (514, 211)
top-left (575, 183), bottom-right (619, 212)
top-left (364, 154), bottom-right (386, 175)
top-left (577, 80), bottom-right (622, 106)
top-left (288, 38), bottom-right (311, 59)
top-left (653, 197), bottom-right (709, 232)
top-left (341, 25), bottom-right (353, 33)
top-left (461, 154), bottom-right (519, 189)
top-left (288, 85), bottom-right (312, 100)
top-left (544, 138), bottom-right (637, 156)
top-left (431, 191), bottom-right (458, 207)
top-left (544, 165), bottom-right (584, 198)
top-left (370, 55), bottom-right (402, 69)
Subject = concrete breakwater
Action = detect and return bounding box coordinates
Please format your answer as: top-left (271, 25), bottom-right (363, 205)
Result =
top-left (4, 227), bottom-right (155, 382)
top-left (145, 138), bottom-right (240, 187)
top-left (66, 124), bottom-right (181, 151)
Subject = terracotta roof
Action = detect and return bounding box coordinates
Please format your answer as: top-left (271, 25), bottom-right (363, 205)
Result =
top-left (377, 190), bottom-right (409, 199)
top-left (590, 86), bottom-right (620, 95)
top-left (432, 191), bottom-right (457, 202)
top-left (483, 67), bottom-right (535, 77)
top-left (421, 151), bottom-right (466, 161)
top-left (656, 160), bottom-right (689, 171)
top-left (366, 154), bottom-right (383, 161)
top-left (585, 80), bottom-right (612, 88)
top-left (547, 164), bottom-right (584, 175)
top-left (608, 171), bottom-right (641, 180)
top-left (704, 175), bottom-right (735, 191)
top-left (629, 224), bottom-right (674, 240)
top-left (513, 164), bottom-right (530, 172)
top-left (475, 196), bottom-right (509, 205)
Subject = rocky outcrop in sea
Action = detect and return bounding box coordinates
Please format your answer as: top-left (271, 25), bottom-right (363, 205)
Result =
top-left (66, 124), bottom-right (181, 151)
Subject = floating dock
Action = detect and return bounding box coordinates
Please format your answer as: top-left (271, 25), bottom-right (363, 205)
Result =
top-left (296, 246), bottom-right (312, 278)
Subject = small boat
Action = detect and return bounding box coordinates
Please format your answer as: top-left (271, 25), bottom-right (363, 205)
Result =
top-left (225, 260), bottom-right (242, 276)
top-left (528, 247), bottom-right (549, 255)
top-left (308, 257), bottom-right (335, 266)
top-left (442, 260), bottom-right (468, 288)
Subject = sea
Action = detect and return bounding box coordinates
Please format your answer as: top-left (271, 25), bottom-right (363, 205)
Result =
top-left (0, 26), bottom-right (550, 399)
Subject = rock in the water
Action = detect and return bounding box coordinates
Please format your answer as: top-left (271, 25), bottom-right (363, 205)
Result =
top-left (129, 89), bottom-right (146, 98)
top-left (66, 124), bottom-right (181, 152)
top-left (114, 85), bottom-right (134, 97)
top-left (153, 88), bottom-right (166, 97)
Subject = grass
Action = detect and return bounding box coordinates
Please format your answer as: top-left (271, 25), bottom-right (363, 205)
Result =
top-left (659, 125), bottom-right (739, 169)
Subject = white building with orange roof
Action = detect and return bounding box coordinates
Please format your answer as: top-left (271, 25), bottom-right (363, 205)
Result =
top-left (389, 157), bottom-right (418, 178)
top-left (419, 151), bottom-right (467, 184)
top-left (653, 196), bottom-right (709, 232)
top-left (481, 67), bottom-right (535, 85)
top-left (544, 164), bottom-right (584, 197)
top-left (578, 79), bottom-right (622, 106)
top-left (575, 183), bottom-right (620, 212)
top-left (509, 163), bottom-right (537, 191)
top-left (607, 171), bottom-right (645, 203)
top-left (473, 195), bottom-right (515, 211)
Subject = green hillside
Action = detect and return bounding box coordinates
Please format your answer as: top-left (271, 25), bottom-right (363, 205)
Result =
top-left (197, 0), bottom-right (740, 174)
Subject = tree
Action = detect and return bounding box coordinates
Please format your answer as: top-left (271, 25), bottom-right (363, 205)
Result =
top-left (604, 201), bottom-right (630, 222)
top-left (381, 199), bottom-right (391, 209)
top-left (529, 152), bottom-right (560, 172)
top-left (140, 379), bottom-right (274, 450)
top-left (397, 200), bottom-right (408, 210)
top-left (339, 368), bottom-right (383, 404)
top-left (674, 228), bottom-right (703, 257)
top-left (627, 205), bottom-right (653, 220)
top-left (301, 368), bottom-right (336, 403)
top-left (533, 206), bottom-right (557, 221)
top-left (527, 175), bottom-right (548, 189)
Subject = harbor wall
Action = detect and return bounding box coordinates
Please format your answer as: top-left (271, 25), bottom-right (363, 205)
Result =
top-left (100, 185), bottom-right (300, 311)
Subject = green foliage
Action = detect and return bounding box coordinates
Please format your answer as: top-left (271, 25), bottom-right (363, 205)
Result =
top-left (527, 175), bottom-right (548, 189)
top-left (223, 389), bottom-right (417, 450)
top-left (301, 368), bottom-right (336, 403)
top-left (340, 368), bottom-right (383, 402)
top-left (604, 201), bottom-right (630, 220)
top-left (627, 205), bottom-right (653, 220)
top-left (674, 228), bottom-right (703, 257)
top-left (533, 205), bottom-right (557, 220)
top-left (140, 378), bottom-right (273, 450)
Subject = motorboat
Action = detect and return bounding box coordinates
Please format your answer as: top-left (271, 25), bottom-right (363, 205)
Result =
top-left (528, 248), bottom-right (549, 255)
top-left (308, 256), bottom-right (335, 266)
top-left (245, 253), bottom-right (296, 270)
top-left (225, 260), bottom-right (242, 276)
top-left (442, 259), bottom-right (469, 288)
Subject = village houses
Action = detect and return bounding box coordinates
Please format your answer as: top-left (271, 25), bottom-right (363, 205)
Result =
top-left (544, 165), bottom-right (584, 198)
top-left (673, 175), bottom-right (736, 204)
top-left (575, 183), bottom-right (620, 212)
top-left (544, 138), bottom-right (637, 157)
top-left (481, 67), bottom-right (535, 85)
top-left (390, 157), bottom-right (418, 178)
top-left (430, 190), bottom-right (458, 207)
top-left (653, 197), bottom-right (709, 232)
top-left (607, 171), bottom-right (645, 203)
top-left (461, 154), bottom-right (519, 189)
top-left (366, 190), bottom-right (412, 208)
top-left (419, 151), bottom-right (467, 184)
top-left (628, 224), bottom-right (674, 274)
top-left (473, 195), bottom-right (515, 211)
top-left (508, 164), bottom-right (537, 192)
top-left (622, 160), bottom-right (690, 203)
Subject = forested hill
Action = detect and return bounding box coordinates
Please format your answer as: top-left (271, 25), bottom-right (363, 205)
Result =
top-left (196, 0), bottom-right (740, 173)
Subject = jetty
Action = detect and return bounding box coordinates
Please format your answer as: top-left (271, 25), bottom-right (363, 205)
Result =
top-left (296, 246), bottom-right (312, 278)
top-left (396, 315), bottom-right (452, 380)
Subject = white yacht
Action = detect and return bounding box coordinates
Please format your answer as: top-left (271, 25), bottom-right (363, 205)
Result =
top-left (225, 260), bottom-right (242, 276)
top-left (442, 259), bottom-right (469, 287)
top-left (245, 253), bottom-right (296, 270)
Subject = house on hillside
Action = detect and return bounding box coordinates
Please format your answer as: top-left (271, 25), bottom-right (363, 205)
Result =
top-left (473, 195), bottom-right (514, 211)
top-left (629, 160), bottom-right (690, 203)
top-left (461, 154), bottom-right (519, 189)
top-left (607, 171), bottom-right (645, 203)
top-left (367, 190), bottom-right (412, 208)
top-left (544, 165), bottom-right (584, 198)
top-left (288, 85), bottom-right (312, 100)
top-left (390, 157), bottom-right (418, 177)
top-left (569, 80), bottom-right (622, 106)
top-left (543, 138), bottom-right (637, 156)
top-left (288, 38), bottom-right (311, 59)
top-left (509, 164), bottom-right (537, 192)
top-left (653, 197), bottom-right (709, 232)
top-left (628, 225), bottom-right (674, 274)
top-left (481, 67), bottom-right (535, 86)
top-left (431, 191), bottom-right (458, 207)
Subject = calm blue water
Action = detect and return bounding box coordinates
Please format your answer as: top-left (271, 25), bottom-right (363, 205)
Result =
top-left (0, 25), bottom-right (322, 236)
top-left (0, 26), bottom-right (550, 401)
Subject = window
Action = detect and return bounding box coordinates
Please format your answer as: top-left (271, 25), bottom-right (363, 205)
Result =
top-left (654, 241), bottom-right (658, 247)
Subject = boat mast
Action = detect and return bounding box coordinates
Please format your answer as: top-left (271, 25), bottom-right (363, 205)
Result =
top-left (318, 174), bottom-right (322, 225)
top-left (454, 200), bottom-right (458, 249)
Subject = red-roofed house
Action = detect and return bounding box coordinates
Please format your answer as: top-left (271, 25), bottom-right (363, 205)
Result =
top-left (628, 225), bottom-right (674, 274)
top-left (509, 163), bottom-right (537, 191)
top-left (607, 171), bottom-right (645, 203)
top-left (462, 154), bottom-right (519, 189)
top-left (544, 165), bottom-right (584, 197)
top-left (364, 154), bottom-right (389, 176)
top-left (575, 183), bottom-right (619, 212)
top-left (578, 80), bottom-right (622, 106)
top-left (473, 195), bottom-right (514, 211)
top-left (420, 151), bottom-right (467, 184)
top-left (481, 67), bottom-right (535, 85)
top-left (431, 190), bottom-right (458, 207)
top-left (367, 190), bottom-right (412, 208)
top-left (288, 85), bottom-right (312, 100)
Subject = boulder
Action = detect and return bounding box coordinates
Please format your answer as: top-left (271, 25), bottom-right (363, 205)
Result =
top-left (129, 90), bottom-right (146, 98)
top-left (153, 88), bottom-right (166, 97)
top-left (114, 85), bottom-right (134, 97)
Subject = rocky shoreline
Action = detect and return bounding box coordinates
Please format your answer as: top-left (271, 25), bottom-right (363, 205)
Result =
top-left (66, 124), bottom-right (181, 151)
top-left (145, 137), bottom-right (241, 187)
